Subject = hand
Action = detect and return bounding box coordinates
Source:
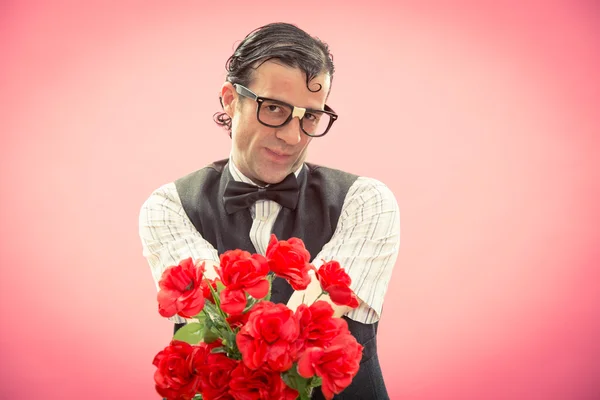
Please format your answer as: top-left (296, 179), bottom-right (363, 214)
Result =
top-left (286, 270), bottom-right (354, 318)
top-left (198, 259), bottom-right (220, 280)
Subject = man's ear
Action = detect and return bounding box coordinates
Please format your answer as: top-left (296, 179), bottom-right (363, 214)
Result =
top-left (220, 82), bottom-right (237, 117)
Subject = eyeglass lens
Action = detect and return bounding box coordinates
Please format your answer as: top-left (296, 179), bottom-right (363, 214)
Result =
top-left (258, 100), bottom-right (332, 136)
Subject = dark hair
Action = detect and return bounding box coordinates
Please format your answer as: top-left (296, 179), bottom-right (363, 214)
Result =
top-left (213, 22), bottom-right (335, 134)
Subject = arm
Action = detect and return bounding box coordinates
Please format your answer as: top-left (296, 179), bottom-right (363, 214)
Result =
top-left (139, 182), bottom-right (220, 323)
top-left (286, 177), bottom-right (400, 323)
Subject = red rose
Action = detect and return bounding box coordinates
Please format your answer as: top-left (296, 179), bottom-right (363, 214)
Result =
top-left (294, 301), bottom-right (350, 354)
top-left (189, 340), bottom-right (224, 371)
top-left (157, 258), bottom-right (206, 319)
top-left (297, 334), bottom-right (364, 400)
top-left (236, 301), bottom-right (300, 372)
top-left (226, 311), bottom-right (250, 330)
top-left (215, 250), bottom-right (270, 315)
top-left (229, 363), bottom-right (298, 400)
top-left (217, 250), bottom-right (270, 295)
top-left (266, 234), bottom-right (312, 290)
top-left (220, 288), bottom-right (247, 315)
top-left (187, 341), bottom-right (234, 400)
top-left (226, 300), bottom-right (270, 331)
top-left (152, 340), bottom-right (201, 400)
top-left (316, 260), bottom-right (359, 308)
top-left (197, 352), bottom-right (238, 400)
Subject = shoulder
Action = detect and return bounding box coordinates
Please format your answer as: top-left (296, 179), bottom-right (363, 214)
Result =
top-left (168, 158), bottom-right (229, 202)
top-left (344, 176), bottom-right (399, 216)
top-left (305, 162), bottom-right (358, 180)
top-left (306, 162), bottom-right (397, 204)
top-left (175, 159), bottom-right (228, 185)
top-left (304, 163), bottom-right (359, 195)
top-left (350, 176), bottom-right (396, 198)
top-left (140, 182), bottom-right (181, 214)
top-left (141, 159), bottom-right (228, 212)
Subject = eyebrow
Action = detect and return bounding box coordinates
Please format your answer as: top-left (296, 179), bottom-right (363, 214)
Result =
top-left (261, 95), bottom-right (325, 112)
top-left (236, 84), bottom-right (326, 111)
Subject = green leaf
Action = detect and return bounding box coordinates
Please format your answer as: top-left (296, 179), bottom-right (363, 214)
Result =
top-left (243, 297), bottom-right (258, 313)
top-left (203, 327), bottom-right (220, 344)
top-left (210, 347), bottom-right (227, 354)
top-left (203, 301), bottom-right (216, 316)
top-left (281, 371), bottom-right (292, 387)
top-left (282, 363), bottom-right (311, 395)
top-left (203, 301), bottom-right (223, 322)
top-left (205, 314), bottom-right (214, 329)
top-left (309, 376), bottom-right (323, 387)
top-left (263, 273), bottom-right (274, 302)
top-left (191, 311), bottom-right (207, 324)
top-left (173, 322), bottom-right (205, 344)
top-left (206, 277), bottom-right (222, 306)
top-left (299, 390), bottom-right (312, 400)
top-left (192, 394), bottom-right (203, 400)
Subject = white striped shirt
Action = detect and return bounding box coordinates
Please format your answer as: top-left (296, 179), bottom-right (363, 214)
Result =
top-left (139, 161), bottom-right (400, 324)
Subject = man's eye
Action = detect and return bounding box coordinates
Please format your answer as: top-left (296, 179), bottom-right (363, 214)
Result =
top-left (266, 105), bottom-right (281, 113)
top-left (304, 113), bottom-right (318, 122)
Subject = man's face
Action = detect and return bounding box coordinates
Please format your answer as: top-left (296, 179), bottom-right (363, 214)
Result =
top-left (223, 61), bottom-right (331, 185)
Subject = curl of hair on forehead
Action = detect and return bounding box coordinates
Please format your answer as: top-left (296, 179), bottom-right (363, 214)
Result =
top-left (214, 22), bottom-right (335, 136)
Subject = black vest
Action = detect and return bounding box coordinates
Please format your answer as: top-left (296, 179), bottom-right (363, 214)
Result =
top-left (174, 159), bottom-right (389, 400)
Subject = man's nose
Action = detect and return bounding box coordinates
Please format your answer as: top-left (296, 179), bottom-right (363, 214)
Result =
top-left (276, 116), bottom-right (302, 145)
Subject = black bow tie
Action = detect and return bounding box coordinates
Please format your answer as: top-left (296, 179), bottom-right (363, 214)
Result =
top-left (223, 173), bottom-right (300, 214)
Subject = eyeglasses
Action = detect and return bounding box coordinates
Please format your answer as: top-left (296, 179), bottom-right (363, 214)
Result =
top-left (233, 84), bottom-right (338, 137)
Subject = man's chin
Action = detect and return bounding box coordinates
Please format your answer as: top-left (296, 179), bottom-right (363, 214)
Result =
top-left (254, 160), bottom-right (303, 185)
top-left (261, 174), bottom-right (290, 185)
top-left (256, 169), bottom-right (294, 185)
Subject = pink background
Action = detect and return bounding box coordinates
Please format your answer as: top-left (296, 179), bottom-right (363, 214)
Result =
top-left (1, 1), bottom-right (599, 399)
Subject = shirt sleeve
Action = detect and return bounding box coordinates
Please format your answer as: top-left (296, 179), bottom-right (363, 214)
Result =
top-left (312, 177), bottom-right (400, 324)
top-left (138, 182), bottom-right (220, 323)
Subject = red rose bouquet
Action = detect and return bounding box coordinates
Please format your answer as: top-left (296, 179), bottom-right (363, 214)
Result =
top-left (152, 235), bottom-right (363, 400)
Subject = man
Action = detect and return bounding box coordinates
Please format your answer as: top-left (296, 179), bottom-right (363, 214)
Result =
top-left (139, 22), bottom-right (400, 399)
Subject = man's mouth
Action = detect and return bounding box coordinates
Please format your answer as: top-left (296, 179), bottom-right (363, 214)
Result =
top-left (266, 148), bottom-right (293, 157)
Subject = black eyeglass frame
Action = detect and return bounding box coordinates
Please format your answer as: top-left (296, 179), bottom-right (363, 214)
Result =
top-left (233, 83), bottom-right (338, 137)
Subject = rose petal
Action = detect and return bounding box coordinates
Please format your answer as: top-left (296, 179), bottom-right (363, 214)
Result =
top-left (244, 278), bottom-right (269, 299)
top-left (297, 347), bottom-right (323, 378)
top-left (220, 288), bottom-right (247, 315)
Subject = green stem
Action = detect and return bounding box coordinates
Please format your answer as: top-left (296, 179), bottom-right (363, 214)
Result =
top-left (204, 277), bottom-right (235, 335)
top-left (201, 307), bottom-right (240, 358)
top-left (310, 290), bottom-right (327, 305)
